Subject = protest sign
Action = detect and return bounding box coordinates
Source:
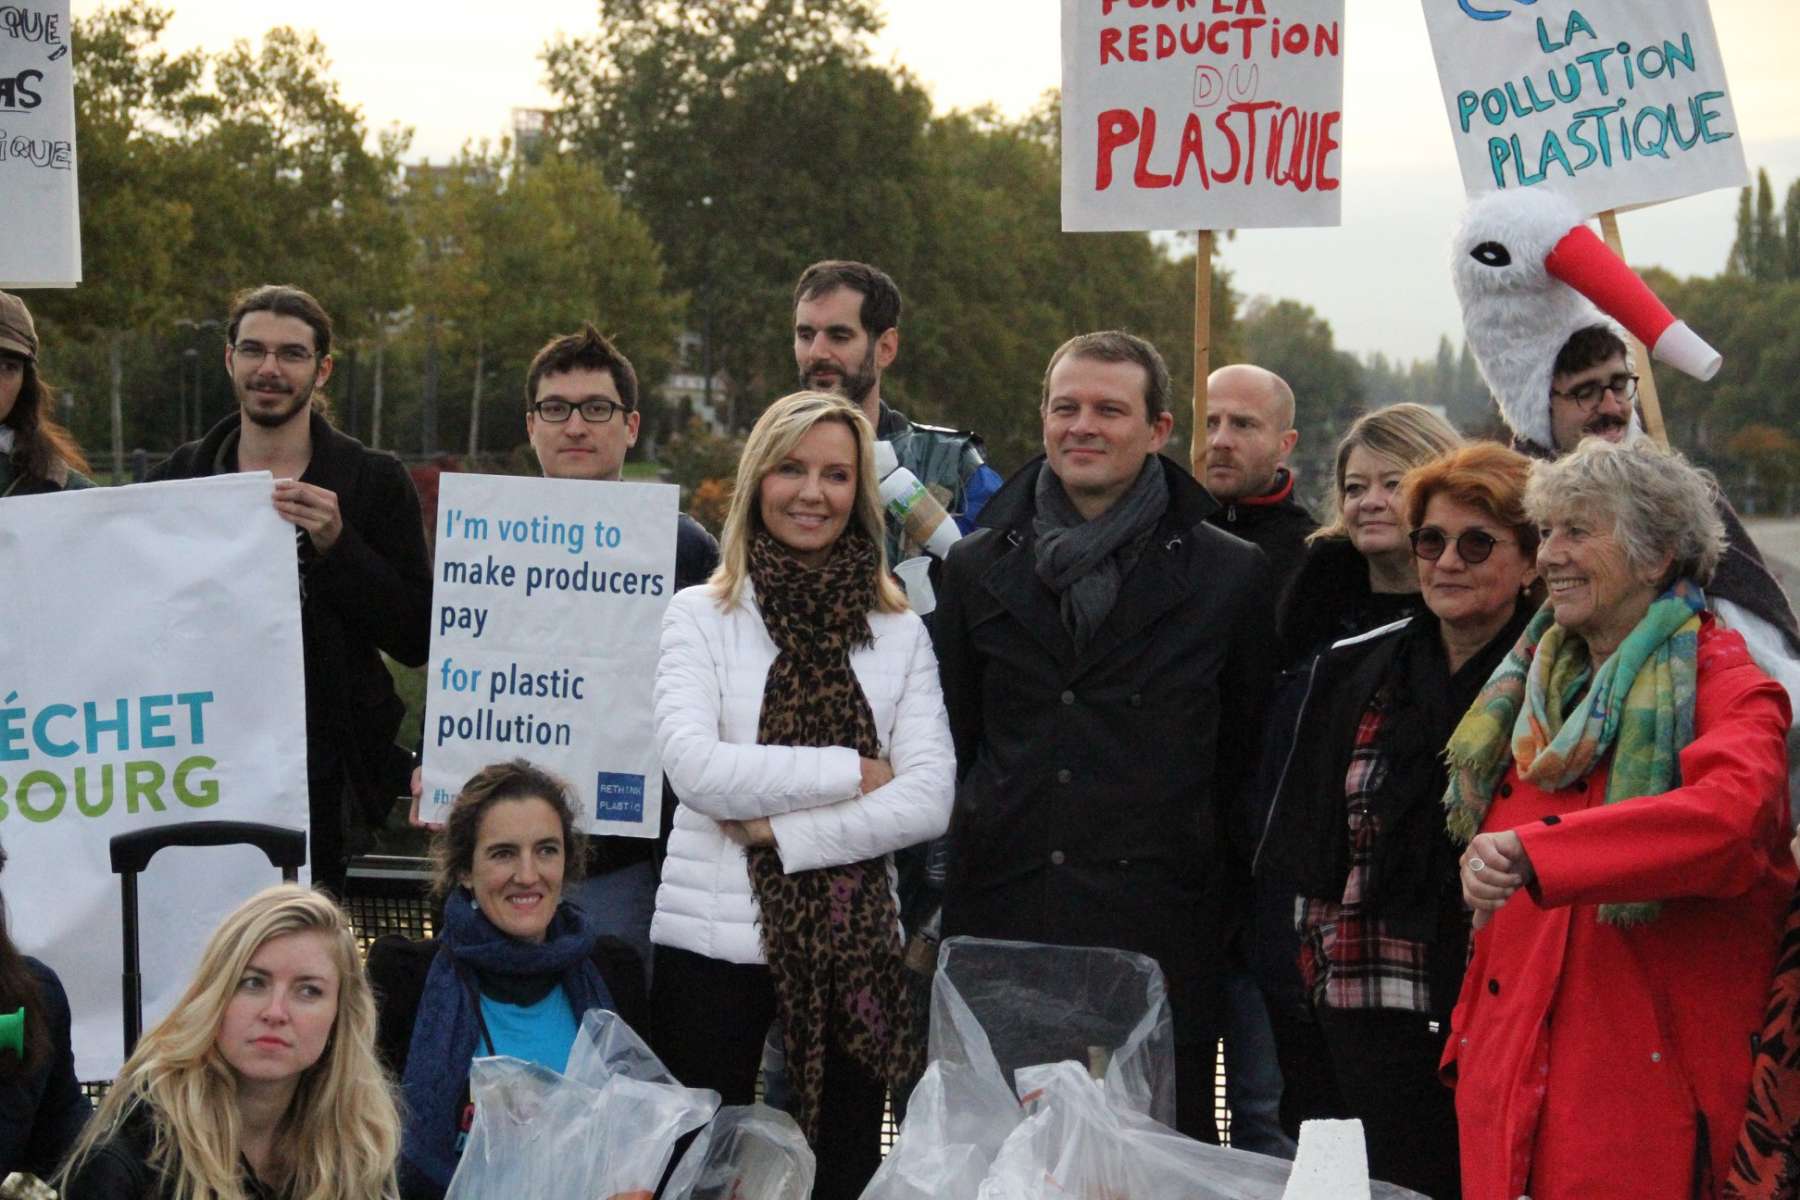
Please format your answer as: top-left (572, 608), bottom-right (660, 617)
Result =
top-left (1, 475), bottom-right (308, 1078)
top-left (0, 0), bottom-right (80, 286)
top-left (1422, 0), bottom-right (1748, 213)
top-left (1060, 0), bottom-right (1346, 232)
top-left (422, 474), bottom-right (678, 838)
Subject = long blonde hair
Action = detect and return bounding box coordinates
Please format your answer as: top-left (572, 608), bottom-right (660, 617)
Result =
top-left (59, 886), bottom-right (400, 1200)
top-left (1309, 403), bottom-right (1463, 542)
top-left (710, 391), bottom-right (908, 613)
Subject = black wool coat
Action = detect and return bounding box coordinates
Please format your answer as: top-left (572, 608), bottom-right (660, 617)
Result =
top-left (932, 455), bottom-right (1277, 1042)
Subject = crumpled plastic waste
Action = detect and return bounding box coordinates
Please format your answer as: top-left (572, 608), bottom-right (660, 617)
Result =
top-left (443, 1010), bottom-right (718, 1200)
top-left (861, 937), bottom-right (1427, 1200)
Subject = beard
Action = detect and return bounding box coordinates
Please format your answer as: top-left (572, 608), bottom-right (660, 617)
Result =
top-left (799, 343), bottom-right (879, 406)
top-left (238, 377), bottom-right (314, 429)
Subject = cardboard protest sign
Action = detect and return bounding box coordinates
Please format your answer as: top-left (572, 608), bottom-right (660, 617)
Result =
top-left (1061, 0), bottom-right (1346, 232)
top-left (1422, 0), bottom-right (1748, 212)
top-left (1, 475), bottom-right (308, 1078)
top-left (422, 474), bottom-right (678, 837)
top-left (0, 0), bottom-right (79, 286)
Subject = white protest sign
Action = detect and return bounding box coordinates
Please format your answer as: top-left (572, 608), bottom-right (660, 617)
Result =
top-left (0, 0), bottom-right (79, 286)
top-left (1422, 0), bottom-right (1748, 212)
top-left (1, 474), bottom-right (308, 1078)
top-left (1061, 0), bottom-right (1345, 232)
top-left (422, 474), bottom-right (678, 837)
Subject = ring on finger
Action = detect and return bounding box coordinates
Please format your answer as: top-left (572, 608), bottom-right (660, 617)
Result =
top-left (1467, 857), bottom-right (1485, 874)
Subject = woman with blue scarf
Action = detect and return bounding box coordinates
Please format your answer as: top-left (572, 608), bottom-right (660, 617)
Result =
top-left (1442, 440), bottom-right (1796, 1200)
top-left (368, 760), bottom-right (643, 1200)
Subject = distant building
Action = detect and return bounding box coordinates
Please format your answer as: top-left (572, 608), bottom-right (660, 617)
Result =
top-left (656, 329), bottom-right (731, 436)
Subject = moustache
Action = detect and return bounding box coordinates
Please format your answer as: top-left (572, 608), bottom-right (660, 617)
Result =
top-left (1584, 414), bottom-right (1628, 434)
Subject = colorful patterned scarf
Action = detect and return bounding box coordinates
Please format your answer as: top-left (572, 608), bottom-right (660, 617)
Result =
top-left (744, 527), bottom-right (922, 1143)
top-left (1442, 580), bottom-right (1705, 926)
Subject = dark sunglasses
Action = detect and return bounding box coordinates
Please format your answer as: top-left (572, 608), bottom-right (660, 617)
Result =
top-left (1409, 526), bottom-right (1512, 565)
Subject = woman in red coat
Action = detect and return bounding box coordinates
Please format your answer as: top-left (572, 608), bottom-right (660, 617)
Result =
top-left (1441, 438), bottom-right (1795, 1200)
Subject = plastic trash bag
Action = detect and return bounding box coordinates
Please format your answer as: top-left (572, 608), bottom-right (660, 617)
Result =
top-left (662, 1103), bottom-right (816, 1200)
top-left (862, 937), bottom-right (1428, 1200)
top-left (444, 1010), bottom-right (718, 1200)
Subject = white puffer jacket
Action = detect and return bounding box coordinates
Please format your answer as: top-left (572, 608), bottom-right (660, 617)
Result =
top-left (649, 583), bottom-right (955, 965)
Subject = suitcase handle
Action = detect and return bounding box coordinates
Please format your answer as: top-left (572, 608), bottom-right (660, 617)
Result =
top-left (110, 822), bottom-right (307, 1057)
top-left (110, 821), bottom-right (307, 877)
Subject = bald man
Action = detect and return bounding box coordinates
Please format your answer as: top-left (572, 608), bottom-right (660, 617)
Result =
top-left (1201, 364), bottom-right (1312, 591)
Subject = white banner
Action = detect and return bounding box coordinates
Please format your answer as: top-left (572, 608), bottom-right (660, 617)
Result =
top-left (2, 475), bottom-right (308, 1079)
top-left (1060, 0), bottom-right (1346, 232)
top-left (0, 0), bottom-right (80, 286)
top-left (422, 474), bottom-right (678, 838)
top-left (1422, 0), bottom-right (1748, 213)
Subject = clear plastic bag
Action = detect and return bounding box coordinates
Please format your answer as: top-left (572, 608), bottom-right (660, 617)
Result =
top-left (863, 937), bottom-right (1428, 1200)
top-left (662, 1103), bottom-right (817, 1200)
top-left (443, 1010), bottom-right (719, 1200)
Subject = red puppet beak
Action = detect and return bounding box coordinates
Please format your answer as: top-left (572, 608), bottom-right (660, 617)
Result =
top-left (1544, 225), bottom-right (1722, 381)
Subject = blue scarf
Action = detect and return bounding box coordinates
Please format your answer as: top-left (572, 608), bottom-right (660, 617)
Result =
top-left (398, 893), bottom-right (613, 1192)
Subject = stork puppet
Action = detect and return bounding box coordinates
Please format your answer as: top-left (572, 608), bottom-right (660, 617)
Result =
top-left (1451, 186), bottom-right (1720, 454)
top-left (1452, 186), bottom-right (1800, 756)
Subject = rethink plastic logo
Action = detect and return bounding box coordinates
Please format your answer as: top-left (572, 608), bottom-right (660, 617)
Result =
top-left (594, 773), bottom-right (645, 823)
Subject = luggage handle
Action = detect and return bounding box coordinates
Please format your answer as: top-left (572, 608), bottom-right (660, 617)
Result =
top-left (110, 821), bottom-right (307, 877)
top-left (110, 822), bottom-right (307, 1057)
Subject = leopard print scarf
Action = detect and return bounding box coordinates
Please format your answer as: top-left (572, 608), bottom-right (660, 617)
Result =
top-left (745, 526), bottom-right (923, 1142)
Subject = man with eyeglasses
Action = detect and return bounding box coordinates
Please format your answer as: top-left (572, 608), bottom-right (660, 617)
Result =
top-left (150, 284), bottom-right (433, 893)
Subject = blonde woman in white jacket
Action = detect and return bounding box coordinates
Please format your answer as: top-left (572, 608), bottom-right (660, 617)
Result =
top-left (649, 391), bottom-right (954, 1200)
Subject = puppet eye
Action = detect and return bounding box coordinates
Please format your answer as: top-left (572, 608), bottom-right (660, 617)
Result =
top-left (1471, 241), bottom-right (1512, 268)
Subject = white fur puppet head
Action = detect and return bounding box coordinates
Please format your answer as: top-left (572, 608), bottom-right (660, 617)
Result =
top-left (1452, 187), bottom-right (1720, 452)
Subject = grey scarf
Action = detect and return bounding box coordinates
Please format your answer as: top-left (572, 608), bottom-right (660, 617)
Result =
top-left (1032, 457), bottom-right (1170, 652)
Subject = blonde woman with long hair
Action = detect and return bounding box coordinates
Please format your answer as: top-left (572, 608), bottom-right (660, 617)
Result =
top-left (58, 886), bottom-right (399, 1200)
top-left (649, 391), bottom-right (953, 1200)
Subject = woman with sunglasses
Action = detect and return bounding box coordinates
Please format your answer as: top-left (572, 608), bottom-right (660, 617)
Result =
top-left (1257, 442), bottom-right (1542, 1197)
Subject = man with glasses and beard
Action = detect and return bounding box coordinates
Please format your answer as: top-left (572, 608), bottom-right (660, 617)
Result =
top-left (150, 284), bottom-right (432, 893)
top-left (791, 260), bottom-right (1001, 577)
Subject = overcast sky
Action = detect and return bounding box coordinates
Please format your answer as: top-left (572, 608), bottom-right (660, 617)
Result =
top-left (70, 0), bottom-right (1800, 363)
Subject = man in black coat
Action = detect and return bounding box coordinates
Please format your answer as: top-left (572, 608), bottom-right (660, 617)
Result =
top-left (150, 285), bottom-right (432, 894)
top-left (1200, 363), bottom-right (1314, 592)
top-left (932, 330), bottom-right (1276, 1142)
top-left (1197, 362), bottom-right (1313, 1155)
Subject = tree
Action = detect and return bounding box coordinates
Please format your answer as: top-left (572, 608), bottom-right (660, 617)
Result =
top-left (22, 2), bottom-right (210, 474)
top-left (1240, 297), bottom-right (1361, 494)
top-left (395, 148), bottom-right (681, 458)
top-left (544, 1), bottom-right (916, 421)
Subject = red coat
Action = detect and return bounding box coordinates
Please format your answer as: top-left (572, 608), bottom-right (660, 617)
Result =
top-left (1444, 620), bottom-right (1796, 1200)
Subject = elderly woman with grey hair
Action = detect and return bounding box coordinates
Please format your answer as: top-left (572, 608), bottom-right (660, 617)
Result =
top-left (1438, 438), bottom-right (1796, 1200)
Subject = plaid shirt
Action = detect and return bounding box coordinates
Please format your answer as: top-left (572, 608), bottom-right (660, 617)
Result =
top-left (1296, 692), bottom-right (1435, 1015)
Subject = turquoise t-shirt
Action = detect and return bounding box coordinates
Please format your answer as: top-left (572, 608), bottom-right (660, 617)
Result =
top-left (478, 985), bottom-right (580, 1074)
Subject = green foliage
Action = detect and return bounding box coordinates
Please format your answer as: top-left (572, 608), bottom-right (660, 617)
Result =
top-left (1237, 297), bottom-right (1360, 495)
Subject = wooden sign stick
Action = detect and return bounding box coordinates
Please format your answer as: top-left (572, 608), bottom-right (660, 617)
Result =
top-left (1191, 229), bottom-right (1215, 477)
top-left (1597, 209), bottom-right (1671, 449)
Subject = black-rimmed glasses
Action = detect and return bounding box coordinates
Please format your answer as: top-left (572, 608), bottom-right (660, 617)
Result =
top-left (531, 398), bottom-right (625, 424)
top-left (1409, 526), bottom-right (1512, 564)
top-left (1551, 373), bottom-right (1638, 410)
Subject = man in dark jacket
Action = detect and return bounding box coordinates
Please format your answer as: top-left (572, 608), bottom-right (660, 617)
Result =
top-left (1199, 362), bottom-right (1312, 1157)
top-left (933, 330), bottom-right (1276, 1142)
top-left (150, 285), bottom-right (432, 894)
top-left (1201, 363), bottom-right (1313, 592)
